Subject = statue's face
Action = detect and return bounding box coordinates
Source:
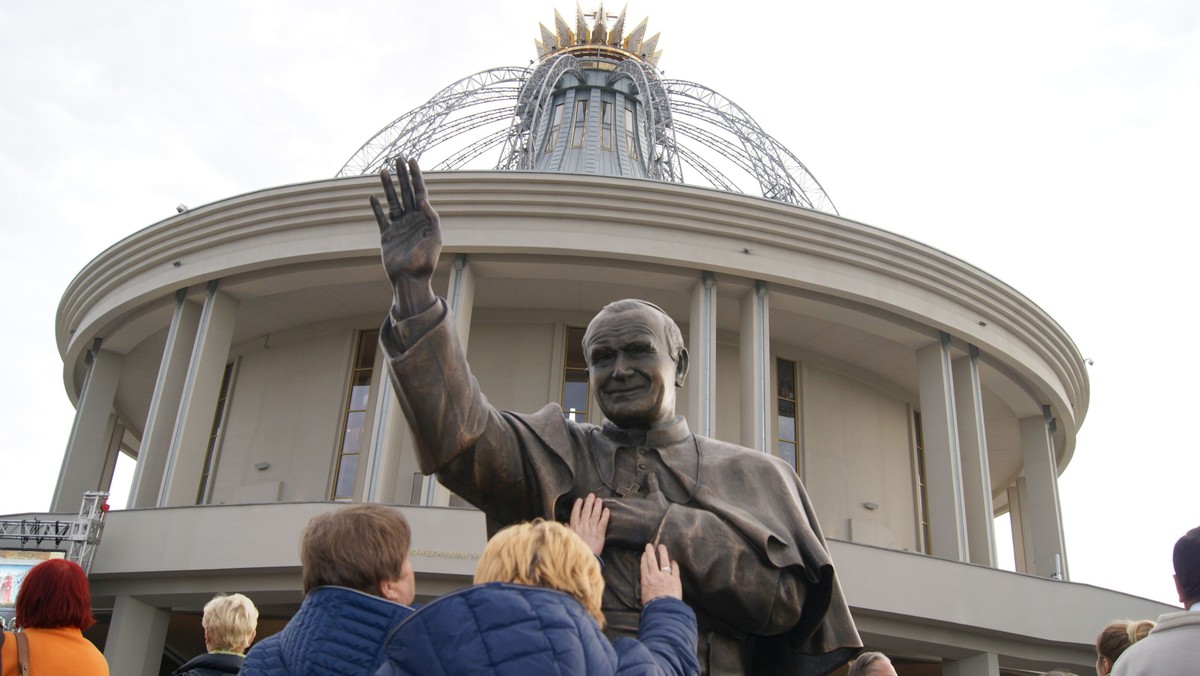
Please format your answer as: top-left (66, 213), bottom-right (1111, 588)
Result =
top-left (585, 305), bottom-right (683, 428)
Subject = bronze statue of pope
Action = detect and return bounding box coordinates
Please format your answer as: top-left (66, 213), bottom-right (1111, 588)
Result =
top-left (373, 159), bottom-right (861, 676)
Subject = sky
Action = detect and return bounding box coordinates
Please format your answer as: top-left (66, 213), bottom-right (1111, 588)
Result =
top-left (1, 1), bottom-right (1197, 608)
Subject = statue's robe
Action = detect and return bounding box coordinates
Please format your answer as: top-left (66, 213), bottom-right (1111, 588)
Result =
top-left (382, 300), bottom-right (861, 676)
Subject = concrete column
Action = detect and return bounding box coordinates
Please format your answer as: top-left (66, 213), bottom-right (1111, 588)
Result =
top-left (1020, 408), bottom-right (1068, 579)
top-left (424, 255), bottom-right (474, 506)
top-left (1007, 480), bottom-right (1034, 574)
top-left (916, 332), bottom-right (968, 561)
top-left (688, 271), bottom-right (716, 437)
top-left (128, 290), bottom-right (201, 508)
top-left (943, 652), bottom-right (1000, 676)
top-left (105, 595), bottom-right (169, 676)
top-left (52, 342), bottom-right (125, 512)
top-left (738, 281), bottom-right (770, 452)
top-left (98, 416), bottom-right (125, 494)
top-left (953, 346), bottom-right (996, 567)
top-left (158, 282), bottom-right (239, 507)
top-left (448, 253), bottom-right (476, 353)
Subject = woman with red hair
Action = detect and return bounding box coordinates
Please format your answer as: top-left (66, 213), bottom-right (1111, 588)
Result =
top-left (1, 559), bottom-right (108, 675)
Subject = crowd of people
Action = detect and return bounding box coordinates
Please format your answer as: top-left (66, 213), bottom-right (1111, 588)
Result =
top-left (0, 515), bottom-right (1195, 675)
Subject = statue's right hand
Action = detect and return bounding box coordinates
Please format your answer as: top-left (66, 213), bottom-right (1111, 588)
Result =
top-left (371, 157), bottom-right (441, 316)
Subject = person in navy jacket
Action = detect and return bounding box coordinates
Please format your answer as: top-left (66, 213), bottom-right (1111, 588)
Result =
top-left (377, 515), bottom-right (699, 676)
top-left (241, 505), bottom-right (416, 676)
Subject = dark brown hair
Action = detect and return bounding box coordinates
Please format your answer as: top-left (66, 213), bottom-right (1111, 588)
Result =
top-left (1174, 525), bottom-right (1200, 604)
top-left (301, 505), bottom-right (411, 595)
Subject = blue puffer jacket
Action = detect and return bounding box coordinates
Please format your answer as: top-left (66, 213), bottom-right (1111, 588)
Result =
top-left (375, 582), bottom-right (699, 676)
top-left (240, 586), bottom-right (413, 676)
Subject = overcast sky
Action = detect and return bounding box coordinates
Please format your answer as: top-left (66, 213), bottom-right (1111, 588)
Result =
top-left (1, 1), bottom-right (1196, 608)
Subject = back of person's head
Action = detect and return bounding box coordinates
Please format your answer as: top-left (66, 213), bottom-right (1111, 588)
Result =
top-left (202, 593), bottom-right (259, 653)
top-left (847, 651), bottom-right (896, 676)
top-left (15, 559), bottom-right (94, 631)
top-left (1095, 618), bottom-right (1154, 671)
top-left (1042, 671), bottom-right (1079, 676)
top-left (473, 519), bottom-right (605, 627)
top-left (1173, 525), bottom-right (1200, 605)
top-left (301, 504), bottom-right (412, 596)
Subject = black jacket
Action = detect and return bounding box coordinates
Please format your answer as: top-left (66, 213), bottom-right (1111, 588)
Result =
top-left (172, 651), bottom-right (243, 675)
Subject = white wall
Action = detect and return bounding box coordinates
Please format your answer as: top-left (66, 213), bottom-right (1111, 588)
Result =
top-left (209, 325), bottom-right (357, 504)
top-left (800, 364), bottom-right (918, 551)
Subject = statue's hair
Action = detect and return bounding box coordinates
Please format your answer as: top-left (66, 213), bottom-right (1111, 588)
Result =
top-left (473, 519), bottom-right (606, 628)
top-left (582, 299), bottom-right (686, 363)
top-left (847, 651), bottom-right (892, 676)
top-left (1095, 619), bottom-right (1155, 666)
top-left (202, 593), bottom-right (259, 652)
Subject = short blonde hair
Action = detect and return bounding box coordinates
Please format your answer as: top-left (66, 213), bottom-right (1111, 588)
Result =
top-left (473, 519), bottom-right (605, 627)
top-left (202, 593), bottom-right (258, 652)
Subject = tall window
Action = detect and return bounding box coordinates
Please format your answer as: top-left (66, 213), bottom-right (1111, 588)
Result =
top-left (571, 99), bottom-right (588, 147)
top-left (913, 411), bottom-right (931, 552)
top-left (562, 327), bottom-right (589, 422)
top-left (601, 101), bottom-right (613, 150)
top-left (543, 103), bottom-right (564, 153)
top-left (624, 107), bottom-right (638, 160)
top-left (331, 329), bottom-right (378, 500)
top-left (776, 358), bottom-right (799, 470)
top-left (196, 362), bottom-right (234, 503)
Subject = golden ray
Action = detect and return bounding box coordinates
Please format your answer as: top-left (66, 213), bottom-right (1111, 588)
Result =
top-left (575, 3), bottom-right (588, 45)
top-left (608, 5), bottom-right (627, 47)
top-left (554, 9), bottom-right (573, 46)
top-left (623, 16), bottom-right (648, 54)
top-left (590, 2), bottom-right (608, 43)
top-left (639, 32), bottom-right (660, 59)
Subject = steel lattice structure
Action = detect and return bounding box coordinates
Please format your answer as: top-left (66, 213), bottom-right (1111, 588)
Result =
top-left (338, 13), bottom-right (836, 214)
top-left (0, 492), bottom-right (109, 574)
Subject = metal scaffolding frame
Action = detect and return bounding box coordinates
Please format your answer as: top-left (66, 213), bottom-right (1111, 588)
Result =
top-left (337, 59), bottom-right (836, 214)
top-left (0, 492), bottom-right (109, 574)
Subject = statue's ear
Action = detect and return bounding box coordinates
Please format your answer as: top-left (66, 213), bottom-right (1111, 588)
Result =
top-left (674, 347), bottom-right (689, 388)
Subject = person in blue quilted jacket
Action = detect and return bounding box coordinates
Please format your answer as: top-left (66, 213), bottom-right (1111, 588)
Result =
top-left (240, 505), bottom-right (416, 675)
top-left (376, 516), bottom-right (699, 676)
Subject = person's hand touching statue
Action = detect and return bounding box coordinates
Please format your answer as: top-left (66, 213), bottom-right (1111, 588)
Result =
top-left (640, 543), bottom-right (682, 604)
top-left (569, 493), bottom-right (611, 556)
top-left (371, 157), bottom-right (441, 318)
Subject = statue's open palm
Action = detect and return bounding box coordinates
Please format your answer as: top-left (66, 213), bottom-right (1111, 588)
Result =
top-left (371, 158), bottom-right (441, 314)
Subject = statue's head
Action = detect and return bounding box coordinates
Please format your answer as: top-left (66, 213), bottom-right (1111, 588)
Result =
top-left (581, 299), bottom-right (689, 429)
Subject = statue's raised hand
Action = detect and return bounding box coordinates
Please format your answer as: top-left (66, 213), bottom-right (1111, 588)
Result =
top-left (371, 157), bottom-right (441, 317)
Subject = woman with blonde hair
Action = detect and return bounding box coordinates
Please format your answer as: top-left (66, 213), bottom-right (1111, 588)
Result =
top-left (1094, 619), bottom-right (1155, 676)
top-left (172, 593), bottom-right (259, 675)
top-left (378, 501), bottom-right (698, 675)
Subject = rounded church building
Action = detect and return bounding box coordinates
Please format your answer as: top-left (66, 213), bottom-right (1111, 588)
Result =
top-left (42, 7), bottom-right (1171, 675)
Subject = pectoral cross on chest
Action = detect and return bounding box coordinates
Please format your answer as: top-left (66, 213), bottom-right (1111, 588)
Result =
top-left (611, 445), bottom-right (654, 497)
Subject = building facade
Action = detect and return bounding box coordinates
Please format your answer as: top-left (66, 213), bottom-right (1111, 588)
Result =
top-left (33, 7), bottom-right (1175, 676)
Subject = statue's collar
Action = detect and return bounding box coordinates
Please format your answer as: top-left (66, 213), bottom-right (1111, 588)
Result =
top-left (594, 417), bottom-right (698, 502)
top-left (599, 416), bottom-right (691, 448)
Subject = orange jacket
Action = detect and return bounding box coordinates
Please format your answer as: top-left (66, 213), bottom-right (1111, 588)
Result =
top-left (1, 627), bottom-right (109, 676)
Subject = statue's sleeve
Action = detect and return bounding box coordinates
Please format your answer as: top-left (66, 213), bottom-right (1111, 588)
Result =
top-left (379, 299), bottom-right (544, 524)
